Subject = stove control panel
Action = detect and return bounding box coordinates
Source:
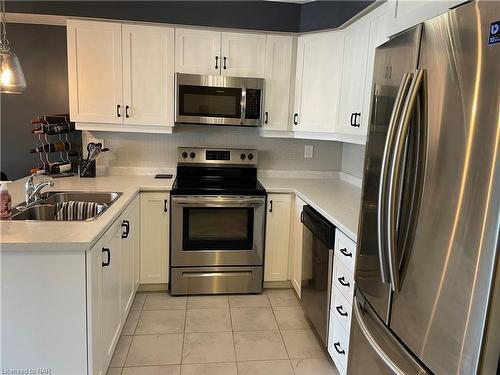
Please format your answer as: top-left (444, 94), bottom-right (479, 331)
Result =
top-left (178, 147), bottom-right (257, 166)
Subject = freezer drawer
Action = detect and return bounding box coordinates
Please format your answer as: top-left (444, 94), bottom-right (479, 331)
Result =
top-left (348, 290), bottom-right (429, 374)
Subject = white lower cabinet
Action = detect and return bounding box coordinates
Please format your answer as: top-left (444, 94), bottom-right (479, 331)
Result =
top-left (100, 221), bottom-right (123, 369)
top-left (140, 192), bottom-right (170, 284)
top-left (264, 194), bottom-right (292, 282)
top-left (87, 196), bottom-right (141, 374)
top-left (121, 196), bottom-right (139, 321)
top-left (328, 228), bottom-right (357, 375)
top-left (290, 196), bottom-right (307, 296)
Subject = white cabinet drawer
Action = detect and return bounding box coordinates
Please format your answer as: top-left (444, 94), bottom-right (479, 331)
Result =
top-left (333, 259), bottom-right (354, 302)
top-left (328, 313), bottom-right (349, 374)
top-left (331, 285), bottom-right (352, 333)
top-left (335, 229), bottom-right (356, 273)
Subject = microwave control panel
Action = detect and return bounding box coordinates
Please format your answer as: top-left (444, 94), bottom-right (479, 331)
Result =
top-left (245, 89), bottom-right (262, 120)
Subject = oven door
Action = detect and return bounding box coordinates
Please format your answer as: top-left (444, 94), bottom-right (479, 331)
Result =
top-left (171, 196), bottom-right (266, 267)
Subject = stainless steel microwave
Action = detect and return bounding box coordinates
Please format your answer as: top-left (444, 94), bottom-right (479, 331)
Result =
top-left (175, 73), bottom-right (264, 127)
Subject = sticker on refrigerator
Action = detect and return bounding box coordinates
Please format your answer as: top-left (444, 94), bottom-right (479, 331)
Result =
top-left (489, 21), bottom-right (500, 45)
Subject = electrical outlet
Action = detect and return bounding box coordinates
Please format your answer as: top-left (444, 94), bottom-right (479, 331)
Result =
top-left (304, 145), bottom-right (314, 159)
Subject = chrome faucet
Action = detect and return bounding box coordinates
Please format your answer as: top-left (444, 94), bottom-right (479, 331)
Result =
top-left (25, 173), bottom-right (54, 205)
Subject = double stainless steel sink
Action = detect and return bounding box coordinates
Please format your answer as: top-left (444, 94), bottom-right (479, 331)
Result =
top-left (11, 191), bottom-right (122, 221)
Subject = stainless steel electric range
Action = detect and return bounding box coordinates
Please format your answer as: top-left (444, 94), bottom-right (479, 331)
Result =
top-left (170, 147), bottom-right (267, 295)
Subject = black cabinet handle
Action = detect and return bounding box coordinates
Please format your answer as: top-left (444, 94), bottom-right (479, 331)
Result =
top-left (269, 200), bottom-right (273, 213)
top-left (116, 104), bottom-right (121, 118)
top-left (334, 342), bottom-right (345, 355)
top-left (336, 305), bottom-right (348, 317)
top-left (264, 111), bottom-right (269, 124)
top-left (102, 248), bottom-right (111, 267)
top-left (339, 247), bottom-right (352, 257)
top-left (164, 199), bottom-right (168, 213)
top-left (351, 112), bottom-right (361, 127)
top-left (338, 276), bottom-right (350, 287)
top-left (122, 220), bottom-right (130, 239)
top-left (125, 105), bottom-right (130, 118)
top-left (223, 56), bottom-right (227, 70)
top-left (215, 56), bottom-right (219, 70)
top-left (293, 113), bottom-right (298, 125)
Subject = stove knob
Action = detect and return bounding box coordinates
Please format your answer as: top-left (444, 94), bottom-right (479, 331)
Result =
top-left (182, 152), bottom-right (188, 159)
top-left (248, 153), bottom-right (254, 160)
top-left (190, 152), bottom-right (196, 159)
top-left (240, 153), bottom-right (246, 160)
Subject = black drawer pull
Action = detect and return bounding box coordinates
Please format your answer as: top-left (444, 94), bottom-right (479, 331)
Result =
top-left (339, 247), bottom-right (352, 257)
top-left (264, 111), bottom-right (268, 124)
top-left (223, 56), bottom-right (227, 70)
top-left (293, 113), bottom-right (298, 125)
top-left (334, 342), bottom-right (345, 355)
top-left (164, 199), bottom-right (168, 213)
top-left (116, 104), bottom-right (121, 118)
top-left (122, 220), bottom-right (130, 239)
top-left (102, 248), bottom-right (111, 267)
top-left (125, 105), bottom-right (130, 118)
top-left (336, 305), bottom-right (348, 317)
top-left (215, 56), bottom-right (219, 70)
top-left (338, 276), bottom-right (350, 287)
top-left (269, 200), bottom-right (273, 213)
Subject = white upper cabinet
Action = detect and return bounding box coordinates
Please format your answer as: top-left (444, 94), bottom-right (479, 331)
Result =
top-left (262, 35), bottom-right (295, 133)
top-left (220, 32), bottom-right (266, 78)
top-left (67, 20), bottom-right (175, 133)
top-left (174, 29), bottom-right (221, 75)
top-left (67, 20), bottom-right (123, 124)
top-left (175, 29), bottom-right (266, 78)
top-left (336, 17), bottom-right (370, 136)
top-left (122, 25), bottom-right (174, 127)
top-left (293, 31), bottom-right (345, 134)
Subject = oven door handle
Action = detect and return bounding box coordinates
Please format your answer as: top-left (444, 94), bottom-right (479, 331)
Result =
top-left (172, 196), bottom-right (265, 207)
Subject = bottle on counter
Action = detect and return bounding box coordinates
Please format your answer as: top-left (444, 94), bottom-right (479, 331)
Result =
top-left (30, 141), bottom-right (71, 154)
top-left (0, 182), bottom-right (12, 220)
top-left (45, 162), bottom-right (72, 174)
top-left (32, 122), bottom-right (75, 135)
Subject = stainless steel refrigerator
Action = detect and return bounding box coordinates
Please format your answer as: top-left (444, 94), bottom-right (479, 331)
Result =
top-left (350, 1), bottom-right (500, 374)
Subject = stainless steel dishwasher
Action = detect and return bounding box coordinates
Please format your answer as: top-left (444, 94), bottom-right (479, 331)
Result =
top-left (300, 205), bottom-right (335, 347)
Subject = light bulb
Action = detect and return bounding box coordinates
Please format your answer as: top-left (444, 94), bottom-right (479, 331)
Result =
top-left (0, 50), bottom-right (27, 94)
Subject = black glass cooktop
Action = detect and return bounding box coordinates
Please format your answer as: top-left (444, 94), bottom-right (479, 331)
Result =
top-left (172, 166), bottom-right (266, 196)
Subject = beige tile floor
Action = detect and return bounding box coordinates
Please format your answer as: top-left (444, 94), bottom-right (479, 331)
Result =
top-left (107, 289), bottom-right (340, 375)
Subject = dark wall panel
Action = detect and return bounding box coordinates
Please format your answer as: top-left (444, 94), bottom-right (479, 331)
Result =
top-left (300, 1), bottom-right (374, 32)
top-left (8, 1), bottom-right (302, 32)
top-left (7, 1), bottom-right (374, 33)
top-left (0, 24), bottom-right (80, 181)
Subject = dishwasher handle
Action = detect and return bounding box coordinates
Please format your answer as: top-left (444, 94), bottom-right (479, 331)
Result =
top-left (301, 205), bottom-right (335, 248)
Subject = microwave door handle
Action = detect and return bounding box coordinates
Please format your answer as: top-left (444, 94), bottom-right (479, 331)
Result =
top-left (240, 88), bottom-right (246, 125)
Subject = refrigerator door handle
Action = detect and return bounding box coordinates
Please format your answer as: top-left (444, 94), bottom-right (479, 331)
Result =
top-left (387, 69), bottom-right (426, 292)
top-left (377, 72), bottom-right (414, 285)
top-left (353, 295), bottom-right (406, 375)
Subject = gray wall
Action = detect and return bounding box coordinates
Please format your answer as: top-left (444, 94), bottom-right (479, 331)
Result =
top-left (8, 1), bottom-right (374, 32)
top-left (341, 143), bottom-right (365, 178)
top-left (0, 23), bottom-right (81, 181)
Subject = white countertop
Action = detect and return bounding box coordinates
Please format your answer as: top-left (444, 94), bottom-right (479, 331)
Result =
top-left (0, 174), bottom-right (361, 252)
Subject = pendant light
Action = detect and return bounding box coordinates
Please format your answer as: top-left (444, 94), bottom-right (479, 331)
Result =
top-left (0, 0), bottom-right (26, 94)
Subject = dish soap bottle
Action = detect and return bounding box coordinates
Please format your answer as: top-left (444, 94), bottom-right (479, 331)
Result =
top-left (0, 182), bottom-right (12, 220)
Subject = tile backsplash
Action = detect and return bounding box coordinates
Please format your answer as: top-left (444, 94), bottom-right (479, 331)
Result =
top-left (83, 125), bottom-right (344, 174)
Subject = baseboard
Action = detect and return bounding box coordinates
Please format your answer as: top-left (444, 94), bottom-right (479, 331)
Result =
top-left (263, 280), bottom-right (293, 289)
top-left (138, 283), bottom-right (169, 292)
